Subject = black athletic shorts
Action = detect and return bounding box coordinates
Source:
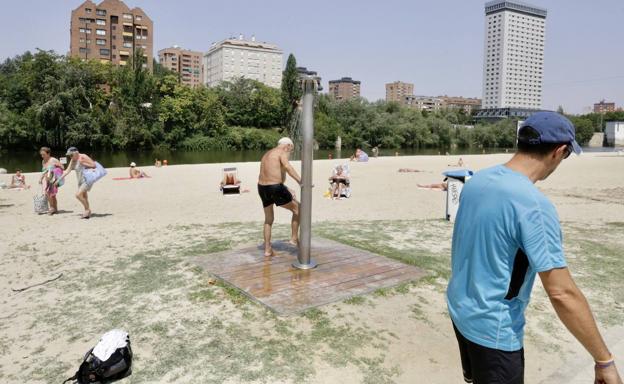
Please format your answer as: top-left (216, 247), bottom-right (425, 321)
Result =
top-left (257, 184), bottom-right (293, 208)
top-left (453, 323), bottom-right (524, 384)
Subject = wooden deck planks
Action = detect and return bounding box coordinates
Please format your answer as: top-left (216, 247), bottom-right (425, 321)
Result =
top-left (193, 238), bottom-right (425, 315)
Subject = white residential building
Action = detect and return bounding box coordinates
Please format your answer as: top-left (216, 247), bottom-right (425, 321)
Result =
top-left (482, 0), bottom-right (546, 110)
top-left (203, 35), bottom-right (283, 88)
top-left (605, 121), bottom-right (624, 147)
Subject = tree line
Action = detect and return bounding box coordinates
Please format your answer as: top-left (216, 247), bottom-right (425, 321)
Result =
top-left (0, 49), bottom-right (610, 152)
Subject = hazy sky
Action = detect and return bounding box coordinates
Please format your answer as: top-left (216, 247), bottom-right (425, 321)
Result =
top-left (1, 0), bottom-right (623, 114)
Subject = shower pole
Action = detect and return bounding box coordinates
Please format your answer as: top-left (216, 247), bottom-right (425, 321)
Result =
top-left (293, 73), bottom-right (321, 270)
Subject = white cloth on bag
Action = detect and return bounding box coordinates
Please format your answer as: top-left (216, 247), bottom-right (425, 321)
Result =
top-left (92, 329), bottom-right (129, 361)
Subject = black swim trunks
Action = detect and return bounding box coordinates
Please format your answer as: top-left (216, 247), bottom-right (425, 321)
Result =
top-left (258, 184), bottom-right (293, 208)
top-left (452, 322), bottom-right (524, 383)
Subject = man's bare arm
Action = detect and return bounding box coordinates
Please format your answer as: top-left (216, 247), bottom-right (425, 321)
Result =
top-left (539, 268), bottom-right (612, 361)
top-left (280, 153), bottom-right (301, 184)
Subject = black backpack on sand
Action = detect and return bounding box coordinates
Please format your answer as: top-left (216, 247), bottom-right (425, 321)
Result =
top-left (63, 330), bottom-right (132, 384)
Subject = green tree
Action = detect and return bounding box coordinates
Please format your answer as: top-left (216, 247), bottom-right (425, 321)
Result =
top-left (569, 117), bottom-right (594, 146)
top-left (280, 53), bottom-right (301, 129)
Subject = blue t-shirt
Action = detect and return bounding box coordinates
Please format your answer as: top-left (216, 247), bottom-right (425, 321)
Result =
top-left (447, 164), bottom-right (567, 351)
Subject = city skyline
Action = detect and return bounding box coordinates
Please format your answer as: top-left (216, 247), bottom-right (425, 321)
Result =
top-left (1, 0), bottom-right (622, 114)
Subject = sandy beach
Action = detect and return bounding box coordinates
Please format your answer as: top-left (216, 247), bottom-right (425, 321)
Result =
top-left (1, 152), bottom-right (623, 383)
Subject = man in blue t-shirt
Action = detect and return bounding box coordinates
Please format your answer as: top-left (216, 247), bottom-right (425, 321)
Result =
top-left (447, 112), bottom-right (622, 384)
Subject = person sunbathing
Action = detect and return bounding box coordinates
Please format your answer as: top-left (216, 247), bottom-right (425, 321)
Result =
top-left (129, 162), bottom-right (148, 178)
top-left (329, 165), bottom-right (350, 199)
top-left (447, 157), bottom-right (465, 167)
top-left (418, 182), bottom-right (448, 191)
top-left (398, 168), bottom-right (422, 173)
top-left (220, 172), bottom-right (241, 189)
top-left (350, 148), bottom-right (369, 162)
top-left (8, 169), bottom-right (29, 189)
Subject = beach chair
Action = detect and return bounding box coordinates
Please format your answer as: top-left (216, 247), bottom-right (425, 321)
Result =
top-left (329, 163), bottom-right (352, 199)
top-left (221, 167), bottom-right (241, 196)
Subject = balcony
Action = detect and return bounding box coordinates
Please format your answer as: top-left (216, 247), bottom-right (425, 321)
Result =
top-left (122, 32), bottom-right (133, 37)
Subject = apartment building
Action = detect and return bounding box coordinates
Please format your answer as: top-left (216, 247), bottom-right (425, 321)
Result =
top-left (386, 81), bottom-right (414, 104)
top-left (405, 95), bottom-right (443, 112)
top-left (203, 35), bottom-right (282, 88)
top-left (594, 100), bottom-right (616, 114)
top-left (439, 96), bottom-right (482, 114)
top-left (70, 0), bottom-right (153, 70)
top-left (328, 77), bottom-right (361, 101)
top-left (482, 0), bottom-right (546, 110)
top-left (158, 46), bottom-right (203, 87)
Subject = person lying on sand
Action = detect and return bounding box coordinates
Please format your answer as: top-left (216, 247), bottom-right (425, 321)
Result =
top-left (258, 137), bottom-right (301, 257)
top-left (418, 182), bottom-right (447, 191)
top-left (398, 168), bottom-right (423, 173)
top-left (129, 162), bottom-right (148, 179)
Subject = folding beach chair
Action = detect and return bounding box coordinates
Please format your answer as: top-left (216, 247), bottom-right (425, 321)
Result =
top-left (221, 167), bottom-right (241, 196)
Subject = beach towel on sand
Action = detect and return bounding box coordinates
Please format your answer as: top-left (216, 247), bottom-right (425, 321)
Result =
top-left (112, 176), bottom-right (151, 181)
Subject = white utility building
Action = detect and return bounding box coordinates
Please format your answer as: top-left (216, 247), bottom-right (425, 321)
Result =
top-left (605, 121), bottom-right (624, 147)
top-left (482, 0), bottom-right (546, 110)
top-left (203, 35), bottom-right (283, 88)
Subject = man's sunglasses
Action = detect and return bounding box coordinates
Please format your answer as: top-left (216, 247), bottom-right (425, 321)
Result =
top-left (563, 144), bottom-right (572, 159)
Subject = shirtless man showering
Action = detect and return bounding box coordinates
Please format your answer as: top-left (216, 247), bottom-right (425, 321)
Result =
top-left (258, 137), bottom-right (302, 257)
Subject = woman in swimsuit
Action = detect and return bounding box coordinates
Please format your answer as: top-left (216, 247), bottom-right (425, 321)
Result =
top-left (38, 147), bottom-right (64, 215)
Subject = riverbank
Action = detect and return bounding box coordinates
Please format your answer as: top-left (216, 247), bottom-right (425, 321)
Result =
top-left (1, 153), bottom-right (623, 383)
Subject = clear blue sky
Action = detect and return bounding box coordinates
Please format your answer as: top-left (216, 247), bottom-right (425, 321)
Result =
top-left (1, 0), bottom-right (623, 114)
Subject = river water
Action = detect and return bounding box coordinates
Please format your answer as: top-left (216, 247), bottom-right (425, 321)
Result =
top-left (0, 146), bottom-right (618, 173)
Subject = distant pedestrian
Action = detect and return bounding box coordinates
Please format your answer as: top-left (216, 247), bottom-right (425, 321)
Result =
top-left (447, 112), bottom-right (621, 384)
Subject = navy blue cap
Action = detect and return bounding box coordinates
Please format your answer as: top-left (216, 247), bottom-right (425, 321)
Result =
top-left (519, 111), bottom-right (582, 155)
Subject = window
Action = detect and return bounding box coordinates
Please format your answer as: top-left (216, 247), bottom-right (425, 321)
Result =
top-left (96, 39), bottom-right (106, 45)
top-left (123, 13), bottom-right (133, 20)
top-left (79, 28), bottom-right (92, 34)
top-left (135, 15), bottom-right (142, 21)
top-left (79, 48), bottom-right (90, 54)
top-left (96, 9), bottom-right (106, 16)
top-left (85, 8), bottom-right (92, 13)
top-left (123, 42), bottom-right (132, 48)
top-left (96, 29), bottom-right (106, 36)
top-left (96, 19), bottom-right (106, 25)
top-left (100, 49), bottom-right (110, 56)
